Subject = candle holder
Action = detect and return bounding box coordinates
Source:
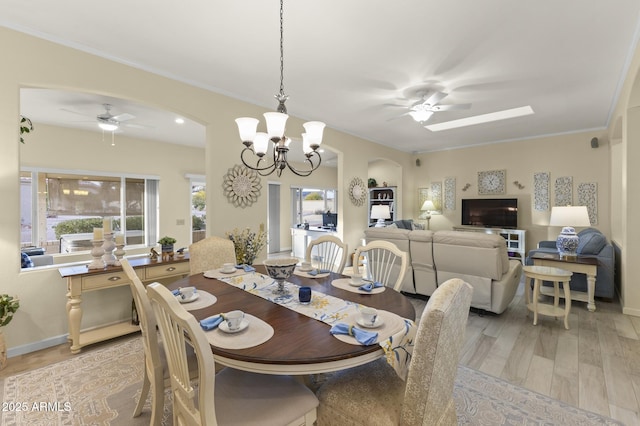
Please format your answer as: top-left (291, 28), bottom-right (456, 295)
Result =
top-left (113, 244), bottom-right (126, 267)
top-left (102, 233), bottom-right (117, 266)
top-left (88, 240), bottom-right (106, 270)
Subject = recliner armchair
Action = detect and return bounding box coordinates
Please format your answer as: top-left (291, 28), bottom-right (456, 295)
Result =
top-left (526, 228), bottom-right (615, 300)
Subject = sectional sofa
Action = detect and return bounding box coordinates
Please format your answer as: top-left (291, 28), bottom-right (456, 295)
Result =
top-left (364, 228), bottom-right (522, 314)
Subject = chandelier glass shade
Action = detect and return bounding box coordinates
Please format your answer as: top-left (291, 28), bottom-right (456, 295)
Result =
top-left (236, 0), bottom-right (325, 177)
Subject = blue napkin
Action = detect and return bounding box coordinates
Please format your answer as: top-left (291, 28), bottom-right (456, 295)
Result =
top-left (330, 323), bottom-right (378, 345)
top-left (358, 281), bottom-right (384, 292)
top-left (307, 268), bottom-right (330, 276)
top-left (236, 264), bottom-right (256, 272)
top-left (200, 314), bottom-right (224, 331)
top-left (171, 289), bottom-right (180, 296)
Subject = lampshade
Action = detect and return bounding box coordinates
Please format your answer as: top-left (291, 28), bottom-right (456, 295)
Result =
top-left (549, 206), bottom-right (590, 258)
top-left (302, 121), bottom-right (326, 147)
top-left (98, 122), bottom-right (118, 132)
top-left (235, 117), bottom-right (259, 142)
top-left (370, 204), bottom-right (391, 220)
top-left (264, 112), bottom-right (288, 140)
top-left (549, 206), bottom-right (590, 227)
top-left (409, 110), bottom-right (434, 122)
top-left (252, 132), bottom-right (270, 155)
top-left (421, 200), bottom-right (435, 211)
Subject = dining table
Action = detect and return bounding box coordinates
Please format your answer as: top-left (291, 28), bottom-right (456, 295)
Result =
top-left (167, 265), bottom-right (416, 375)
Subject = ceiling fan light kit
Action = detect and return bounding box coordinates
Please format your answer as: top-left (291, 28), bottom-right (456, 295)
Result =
top-left (236, 0), bottom-right (325, 177)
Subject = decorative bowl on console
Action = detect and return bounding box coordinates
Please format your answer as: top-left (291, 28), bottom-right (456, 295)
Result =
top-left (264, 258), bottom-right (299, 295)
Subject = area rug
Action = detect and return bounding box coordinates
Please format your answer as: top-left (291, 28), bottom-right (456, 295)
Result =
top-left (0, 337), bottom-right (623, 425)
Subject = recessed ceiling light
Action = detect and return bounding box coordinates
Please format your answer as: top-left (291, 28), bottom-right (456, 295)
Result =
top-left (424, 106), bottom-right (534, 132)
top-left (175, 118), bottom-right (185, 124)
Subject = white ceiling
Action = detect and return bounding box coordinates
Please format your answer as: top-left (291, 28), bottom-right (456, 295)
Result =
top-left (4, 1), bottom-right (640, 154)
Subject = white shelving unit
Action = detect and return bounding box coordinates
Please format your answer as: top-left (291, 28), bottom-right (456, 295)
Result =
top-left (368, 186), bottom-right (397, 226)
top-left (453, 226), bottom-right (526, 263)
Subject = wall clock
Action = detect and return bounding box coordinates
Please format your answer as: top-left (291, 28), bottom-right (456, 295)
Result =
top-left (478, 170), bottom-right (506, 195)
top-left (348, 177), bottom-right (367, 206)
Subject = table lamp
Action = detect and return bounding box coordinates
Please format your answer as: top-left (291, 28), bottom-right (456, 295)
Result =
top-left (549, 205), bottom-right (591, 258)
top-left (420, 200), bottom-right (435, 230)
top-left (371, 204), bottom-right (391, 227)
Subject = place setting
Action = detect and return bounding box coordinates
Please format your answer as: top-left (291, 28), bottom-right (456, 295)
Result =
top-left (203, 262), bottom-right (256, 279)
top-left (198, 309), bottom-right (274, 350)
top-left (329, 306), bottom-right (405, 346)
top-left (171, 286), bottom-right (217, 311)
top-left (293, 260), bottom-right (331, 279)
top-left (331, 273), bottom-right (386, 294)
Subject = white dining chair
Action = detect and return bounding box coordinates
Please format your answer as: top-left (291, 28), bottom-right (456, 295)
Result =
top-left (305, 235), bottom-right (348, 274)
top-left (353, 240), bottom-right (408, 292)
top-left (316, 278), bottom-right (473, 425)
top-left (188, 236), bottom-right (236, 276)
top-left (121, 259), bottom-right (198, 426)
top-left (146, 282), bottom-right (319, 426)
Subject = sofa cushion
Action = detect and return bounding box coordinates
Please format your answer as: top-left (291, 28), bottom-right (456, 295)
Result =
top-left (577, 230), bottom-right (607, 255)
top-left (386, 222), bottom-right (398, 228)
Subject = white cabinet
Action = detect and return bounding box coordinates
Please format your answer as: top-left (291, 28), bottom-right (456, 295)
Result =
top-left (291, 227), bottom-right (337, 259)
top-left (453, 226), bottom-right (526, 263)
top-left (368, 187), bottom-right (397, 226)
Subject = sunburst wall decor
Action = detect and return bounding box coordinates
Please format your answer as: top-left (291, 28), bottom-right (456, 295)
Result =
top-left (223, 164), bottom-right (262, 208)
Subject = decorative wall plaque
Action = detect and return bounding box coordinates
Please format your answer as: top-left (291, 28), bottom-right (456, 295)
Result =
top-left (478, 170), bottom-right (506, 195)
top-left (431, 182), bottom-right (443, 213)
top-left (348, 177), bottom-right (367, 206)
top-left (533, 172), bottom-right (550, 211)
top-left (222, 164), bottom-right (262, 208)
top-left (554, 176), bottom-right (573, 206)
top-left (444, 177), bottom-right (456, 211)
top-left (578, 182), bottom-right (598, 225)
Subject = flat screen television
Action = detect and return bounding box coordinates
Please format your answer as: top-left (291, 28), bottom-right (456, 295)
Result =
top-left (322, 213), bottom-right (337, 227)
top-left (461, 198), bottom-right (518, 229)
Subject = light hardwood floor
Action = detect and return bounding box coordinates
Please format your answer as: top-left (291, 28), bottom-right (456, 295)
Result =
top-left (2, 278), bottom-right (637, 424)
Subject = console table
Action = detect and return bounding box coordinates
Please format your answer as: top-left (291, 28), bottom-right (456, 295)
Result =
top-left (453, 226), bottom-right (526, 263)
top-left (530, 252), bottom-right (598, 312)
top-left (59, 254), bottom-right (190, 353)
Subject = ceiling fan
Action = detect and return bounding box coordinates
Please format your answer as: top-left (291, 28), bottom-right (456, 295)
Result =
top-left (390, 90), bottom-right (471, 123)
top-left (96, 104), bottom-right (135, 131)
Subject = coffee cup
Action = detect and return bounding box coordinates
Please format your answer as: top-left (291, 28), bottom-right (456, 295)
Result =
top-left (350, 273), bottom-right (363, 285)
top-left (222, 262), bottom-right (235, 273)
top-left (225, 310), bottom-right (244, 331)
top-left (360, 307), bottom-right (378, 326)
top-left (300, 261), bottom-right (312, 271)
top-left (179, 286), bottom-right (196, 300)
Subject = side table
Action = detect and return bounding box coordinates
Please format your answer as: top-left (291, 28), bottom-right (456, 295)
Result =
top-left (523, 265), bottom-right (573, 329)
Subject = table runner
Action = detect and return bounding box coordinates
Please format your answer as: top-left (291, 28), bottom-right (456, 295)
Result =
top-left (219, 272), bottom-right (416, 380)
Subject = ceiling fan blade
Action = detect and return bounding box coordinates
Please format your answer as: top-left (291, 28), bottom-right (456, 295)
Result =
top-left (383, 103), bottom-right (410, 108)
top-left (431, 103), bottom-right (472, 111)
top-left (386, 112), bottom-right (410, 122)
top-left (423, 91), bottom-right (447, 106)
top-left (111, 113), bottom-right (136, 122)
top-left (123, 122), bottom-right (153, 129)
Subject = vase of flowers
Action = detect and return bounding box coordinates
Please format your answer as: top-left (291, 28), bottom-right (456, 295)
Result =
top-left (226, 225), bottom-right (267, 266)
top-left (0, 294), bottom-right (20, 370)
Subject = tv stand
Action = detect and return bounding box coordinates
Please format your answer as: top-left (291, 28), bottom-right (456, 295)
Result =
top-left (453, 226), bottom-right (526, 264)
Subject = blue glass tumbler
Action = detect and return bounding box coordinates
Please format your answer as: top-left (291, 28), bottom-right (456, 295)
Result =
top-left (299, 286), bottom-right (311, 304)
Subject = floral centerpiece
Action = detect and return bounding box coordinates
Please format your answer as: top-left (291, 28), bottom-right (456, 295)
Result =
top-left (226, 225), bottom-right (267, 266)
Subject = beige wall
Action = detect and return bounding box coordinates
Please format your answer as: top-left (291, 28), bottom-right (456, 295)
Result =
top-left (413, 131), bottom-right (611, 254)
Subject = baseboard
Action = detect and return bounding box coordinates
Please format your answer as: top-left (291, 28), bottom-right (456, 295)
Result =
top-left (7, 334), bottom-right (69, 358)
top-left (622, 306), bottom-right (640, 317)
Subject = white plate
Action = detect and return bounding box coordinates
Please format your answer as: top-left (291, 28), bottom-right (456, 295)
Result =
top-left (349, 279), bottom-right (365, 287)
top-left (298, 267), bottom-right (313, 272)
top-left (220, 268), bottom-right (236, 274)
top-left (218, 319), bottom-right (249, 334)
top-left (177, 292), bottom-right (199, 304)
top-left (356, 317), bottom-right (384, 328)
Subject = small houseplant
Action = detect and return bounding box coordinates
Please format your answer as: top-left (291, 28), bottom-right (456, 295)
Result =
top-left (226, 226), bottom-right (267, 266)
top-left (0, 294), bottom-right (20, 369)
top-left (157, 236), bottom-right (177, 253)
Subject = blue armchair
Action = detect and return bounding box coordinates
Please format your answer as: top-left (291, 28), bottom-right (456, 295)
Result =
top-left (525, 228), bottom-right (615, 300)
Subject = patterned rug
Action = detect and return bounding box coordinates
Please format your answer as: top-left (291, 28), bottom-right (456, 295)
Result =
top-left (0, 337), bottom-right (623, 425)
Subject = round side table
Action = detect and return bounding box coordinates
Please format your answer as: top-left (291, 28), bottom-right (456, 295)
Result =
top-left (523, 265), bottom-right (573, 329)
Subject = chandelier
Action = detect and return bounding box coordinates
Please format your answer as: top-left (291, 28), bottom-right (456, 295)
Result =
top-left (235, 0), bottom-right (325, 177)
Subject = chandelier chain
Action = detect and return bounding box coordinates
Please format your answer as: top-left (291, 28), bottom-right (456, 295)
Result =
top-left (279, 0), bottom-right (285, 98)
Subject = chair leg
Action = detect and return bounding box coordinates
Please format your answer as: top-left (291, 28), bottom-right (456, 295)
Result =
top-left (134, 367), bottom-right (151, 417)
top-left (150, 367), bottom-right (165, 426)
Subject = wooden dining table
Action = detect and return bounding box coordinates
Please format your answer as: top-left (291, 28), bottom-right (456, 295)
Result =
top-left (167, 266), bottom-right (415, 375)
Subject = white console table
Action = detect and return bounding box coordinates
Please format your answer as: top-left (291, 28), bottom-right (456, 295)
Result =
top-left (453, 226), bottom-right (526, 263)
top-left (59, 254), bottom-right (190, 353)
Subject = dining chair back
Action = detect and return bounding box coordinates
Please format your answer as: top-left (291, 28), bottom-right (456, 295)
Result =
top-left (354, 240), bottom-right (408, 291)
top-left (121, 259), bottom-right (197, 426)
top-left (147, 282), bottom-right (319, 426)
top-left (188, 236), bottom-right (236, 276)
top-left (316, 278), bottom-right (473, 426)
top-left (305, 235), bottom-right (348, 274)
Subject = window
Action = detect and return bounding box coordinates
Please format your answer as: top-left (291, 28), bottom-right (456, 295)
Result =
top-left (21, 168), bottom-right (159, 254)
top-left (189, 175), bottom-right (206, 243)
top-left (291, 187), bottom-right (337, 227)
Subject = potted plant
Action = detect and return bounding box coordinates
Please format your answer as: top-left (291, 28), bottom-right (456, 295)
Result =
top-left (0, 294), bottom-right (20, 369)
top-left (20, 115), bottom-right (34, 144)
top-left (157, 236), bottom-right (177, 253)
top-left (368, 178), bottom-right (377, 188)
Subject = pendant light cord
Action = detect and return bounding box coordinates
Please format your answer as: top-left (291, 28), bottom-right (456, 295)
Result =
top-left (276, 0), bottom-right (288, 113)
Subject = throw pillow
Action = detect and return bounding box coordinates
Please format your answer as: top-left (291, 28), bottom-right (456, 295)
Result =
top-left (386, 222), bottom-right (398, 229)
top-left (412, 222), bottom-right (424, 230)
top-left (577, 231), bottom-right (607, 255)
